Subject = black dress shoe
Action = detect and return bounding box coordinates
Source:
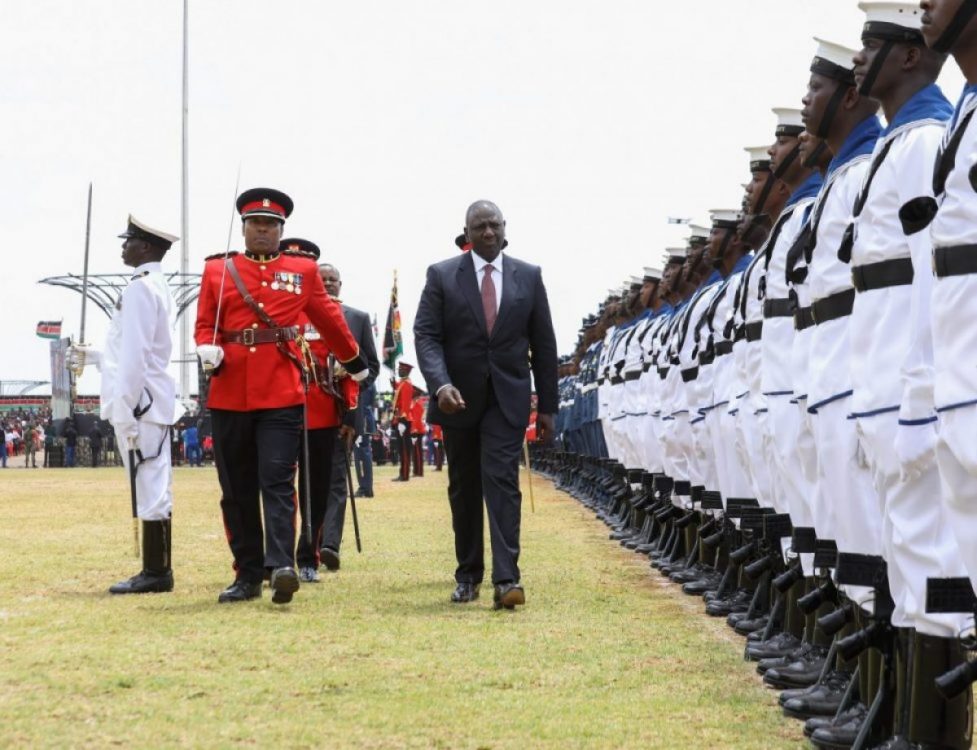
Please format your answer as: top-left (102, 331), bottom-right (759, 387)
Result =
top-left (493, 582), bottom-right (526, 610)
top-left (108, 570), bottom-right (174, 595)
top-left (450, 582), bottom-right (480, 603)
top-left (320, 546), bottom-right (341, 571)
top-left (270, 567), bottom-right (299, 604)
top-left (217, 579), bottom-right (262, 603)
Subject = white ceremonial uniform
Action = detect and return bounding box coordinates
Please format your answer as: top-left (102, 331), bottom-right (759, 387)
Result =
top-left (97, 261), bottom-right (183, 520)
top-left (850, 104), bottom-right (967, 637)
top-left (701, 269), bottom-right (754, 504)
top-left (597, 326), bottom-right (618, 460)
top-left (763, 200), bottom-right (818, 531)
top-left (637, 313), bottom-right (669, 474)
top-left (606, 325), bottom-right (633, 463)
top-left (677, 285), bottom-right (722, 500)
top-left (729, 250), bottom-right (775, 511)
top-left (620, 315), bottom-right (652, 468)
top-left (931, 87), bottom-right (977, 593)
top-left (805, 142), bottom-right (880, 567)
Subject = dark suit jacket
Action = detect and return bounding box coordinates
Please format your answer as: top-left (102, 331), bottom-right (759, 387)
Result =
top-left (342, 304), bottom-right (380, 433)
top-left (414, 251), bottom-right (558, 431)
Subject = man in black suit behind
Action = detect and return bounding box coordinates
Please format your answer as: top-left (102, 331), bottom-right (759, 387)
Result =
top-left (414, 200), bottom-right (558, 610)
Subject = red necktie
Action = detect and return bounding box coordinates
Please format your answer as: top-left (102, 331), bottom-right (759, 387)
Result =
top-left (481, 264), bottom-right (497, 335)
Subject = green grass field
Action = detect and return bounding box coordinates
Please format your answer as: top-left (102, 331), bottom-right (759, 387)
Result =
top-left (0, 462), bottom-right (805, 748)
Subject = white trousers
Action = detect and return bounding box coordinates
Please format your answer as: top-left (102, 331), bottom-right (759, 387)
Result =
top-left (937, 405), bottom-right (977, 601)
top-left (859, 413), bottom-right (968, 637)
top-left (765, 396), bottom-right (816, 528)
top-left (734, 402), bottom-right (775, 511)
top-left (115, 422), bottom-right (173, 521)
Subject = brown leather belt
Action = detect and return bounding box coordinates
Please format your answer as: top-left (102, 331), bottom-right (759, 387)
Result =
top-left (223, 326), bottom-right (299, 345)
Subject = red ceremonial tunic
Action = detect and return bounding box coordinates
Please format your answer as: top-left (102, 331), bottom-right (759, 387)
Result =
top-left (430, 424), bottom-right (443, 441)
top-left (194, 251), bottom-right (360, 412)
top-left (297, 316), bottom-right (360, 430)
top-left (392, 378), bottom-right (413, 422)
top-left (410, 398), bottom-right (426, 436)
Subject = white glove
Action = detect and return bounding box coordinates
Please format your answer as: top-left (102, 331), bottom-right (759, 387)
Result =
top-left (350, 369), bottom-right (368, 383)
top-left (894, 421), bottom-right (938, 483)
top-left (68, 343), bottom-right (101, 374)
top-left (397, 422), bottom-right (407, 436)
top-left (116, 421), bottom-right (140, 451)
top-left (197, 344), bottom-right (224, 373)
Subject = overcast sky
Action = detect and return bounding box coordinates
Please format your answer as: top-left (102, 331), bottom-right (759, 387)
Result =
top-left (2, 0), bottom-right (965, 396)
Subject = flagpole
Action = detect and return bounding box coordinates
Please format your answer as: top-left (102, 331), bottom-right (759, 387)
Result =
top-left (179, 0), bottom-right (190, 401)
top-left (79, 182), bottom-right (93, 344)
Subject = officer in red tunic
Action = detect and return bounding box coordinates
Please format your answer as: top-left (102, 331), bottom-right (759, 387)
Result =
top-left (430, 422), bottom-right (444, 471)
top-left (410, 393), bottom-right (427, 477)
top-left (391, 361), bottom-right (414, 481)
top-left (194, 188), bottom-right (367, 605)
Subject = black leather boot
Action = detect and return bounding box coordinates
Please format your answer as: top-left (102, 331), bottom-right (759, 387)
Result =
top-left (907, 633), bottom-right (973, 750)
top-left (109, 518), bottom-right (174, 594)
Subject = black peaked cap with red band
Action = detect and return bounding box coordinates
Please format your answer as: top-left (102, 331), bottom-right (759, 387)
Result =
top-left (236, 187), bottom-right (294, 222)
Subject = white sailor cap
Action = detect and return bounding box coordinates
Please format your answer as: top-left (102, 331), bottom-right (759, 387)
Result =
top-left (688, 224), bottom-right (711, 243)
top-left (710, 209), bottom-right (743, 229)
top-left (666, 246), bottom-right (688, 263)
top-left (643, 265), bottom-right (663, 281)
top-left (629, 275), bottom-right (643, 288)
top-left (859, 1), bottom-right (924, 40)
top-left (811, 38), bottom-right (858, 82)
top-left (773, 107), bottom-right (806, 137)
top-left (746, 147), bottom-right (772, 172)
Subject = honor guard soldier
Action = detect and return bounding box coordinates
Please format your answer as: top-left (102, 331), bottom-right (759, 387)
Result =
top-left (194, 188), bottom-right (368, 605)
top-left (391, 361), bottom-right (415, 481)
top-left (921, 0), bottom-right (977, 606)
top-left (275, 239), bottom-right (353, 582)
top-left (311, 260), bottom-right (380, 576)
top-left (69, 216), bottom-right (184, 594)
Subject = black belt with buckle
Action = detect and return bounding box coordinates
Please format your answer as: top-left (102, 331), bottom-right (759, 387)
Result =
top-left (224, 326), bottom-right (298, 345)
top-left (764, 297), bottom-right (794, 318)
top-left (681, 367), bottom-right (699, 383)
top-left (715, 341), bottom-right (733, 357)
top-left (745, 321), bottom-right (763, 342)
top-left (793, 306), bottom-right (815, 331)
top-left (811, 288), bottom-right (855, 326)
top-left (933, 244), bottom-right (977, 278)
top-left (624, 370), bottom-right (641, 382)
top-left (852, 257), bottom-right (914, 292)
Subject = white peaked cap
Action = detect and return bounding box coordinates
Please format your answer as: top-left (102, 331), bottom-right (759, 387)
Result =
top-left (643, 265), bottom-right (663, 279)
top-left (667, 246), bottom-right (688, 260)
top-left (688, 224), bottom-right (711, 239)
top-left (858, 1), bottom-right (923, 29)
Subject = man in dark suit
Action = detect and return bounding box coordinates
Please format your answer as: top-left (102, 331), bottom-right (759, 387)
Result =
top-left (315, 262), bottom-right (380, 574)
top-left (414, 200), bottom-right (558, 610)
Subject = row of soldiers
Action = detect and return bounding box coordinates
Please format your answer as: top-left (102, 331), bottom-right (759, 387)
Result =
top-left (538, 3), bottom-right (977, 748)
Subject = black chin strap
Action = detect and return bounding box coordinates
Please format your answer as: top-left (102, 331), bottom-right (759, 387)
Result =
top-left (815, 82), bottom-right (851, 139)
top-left (933, 0), bottom-right (977, 54)
top-left (773, 143), bottom-right (801, 180)
top-left (802, 140), bottom-right (829, 170)
top-left (857, 40), bottom-right (895, 98)
top-left (711, 230), bottom-right (735, 270)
